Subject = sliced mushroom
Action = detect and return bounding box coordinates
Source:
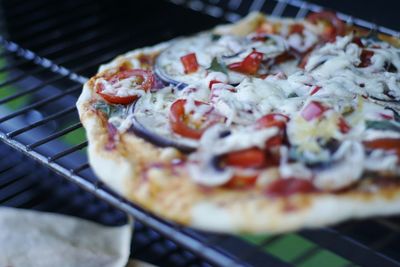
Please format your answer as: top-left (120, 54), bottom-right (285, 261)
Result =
top-left (312, 141), bottom-right (365, 191)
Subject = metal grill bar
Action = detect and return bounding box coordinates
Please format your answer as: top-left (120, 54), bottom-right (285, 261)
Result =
top-left (27, 122), bottom-right (83, 149)
top-left (294, 1), bottom-right (309, 19)
top-left (0, 174), bottom-right (37, 203)
top-left (3, 0), bottom-right (51, 18)
top-left (48, 141), bottom-right (88, 162)
top-left (301, 228), bottom-right (400, 267)
top-left (0, 38), bottom-right (88, 85)
top-left (21, 8), bottom-right (122, 50)
top-left (271, 0), bottom-right (288, 17)
top-left (30, 26), bottom-right (113, 58)
top-left (1, 0), bottom-right (400, 266)
top-left (0, 75), bottom-right (69, 105)
top-left (23, 15), bottom-right (104, 49)
top-left (0, 85), bottom-right (81, 124)
top-left (8, 0), bottom-right (94, 30)
top-left (71, 162), bottom-right (90, 174)
top-left (0, 66), bottom-right (44, 88)
top-left (291, 247), bottom-right (321, 265)
top-left (6, 106), bottom-right (77, 138)
top-left (0, 133), bottom-right (247, 267)
top-left (11, 5), bottom-right (98, 41)
top-left (0, 51), bottom-right (11, 58)
top-left (0, 58), bottom-right (32, 73)
top-left (1, 33), bottom-right (131, 87)
top-left (51, 34), bottom-right (129, 66)
top-left (0, 165), bottom-right (19, 177)
top-left (0, 143), bottom-right (205, 267)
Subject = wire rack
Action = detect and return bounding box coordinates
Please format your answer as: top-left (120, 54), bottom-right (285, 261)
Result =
top-left (0, 0), bottom-right (400, 266)
top-left (0, 141), bottom-right (216, 267)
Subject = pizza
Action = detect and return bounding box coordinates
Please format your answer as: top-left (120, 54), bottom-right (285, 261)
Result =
top-left (77, 12), bottom-right (400, 233)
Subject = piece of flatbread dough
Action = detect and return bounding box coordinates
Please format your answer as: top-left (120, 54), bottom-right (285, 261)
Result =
top-left (0, 207), bottom-right (132, 267)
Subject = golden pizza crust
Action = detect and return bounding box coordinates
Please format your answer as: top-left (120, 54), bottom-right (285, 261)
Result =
top-left (77, 12), bottom-right (400, 233)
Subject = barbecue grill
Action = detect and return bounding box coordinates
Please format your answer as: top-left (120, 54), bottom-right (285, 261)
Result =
top-left (0, 0), bottom-right (400, 266)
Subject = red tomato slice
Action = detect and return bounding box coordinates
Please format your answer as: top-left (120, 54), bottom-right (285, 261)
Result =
top-left (225, 174), bottom-right (258, 188)
top-left (338, 117), bottom-right (350, 133)
top-left (380, 113), bottom-right (394, 120)
top-left (96, 69), bottom-right (154, 105)
top-left (298, 50), bottom-right (312, 69)
top-left (301, 101), bottom-right (328, 121)
top-left (224, 148), bottom-right (266, 168)
top-left (180, 53), bottom-right (199, 74)
top-left (274, 52), bottom-right (297, 65)
top-left (228, 51), bottom-right (264, 75)
top-left (364, 138), bottom-right (400, 157)
top-left (310, 86), bottom-right (322, 96)
top-left (96, 88), bottom-right (139, 105)
top-left (256, 113), bottom-right (289, 130)
top-left (307, 11), bottom-right (345, 42)
top-left (209, 80), bottom-right (222, 89)
top-left (169, 99), bottom-right (220, 139)
top-left (352, 37), bottom-right (364, 48)
top-left (256, 22), bottom-right (277, 35)
top-left (266, 135), bottom-right (285, 147)
top-left (265, 178), bottom-right (317, 197)
top-left (290, 23), bottom-right (305, 34)
top-left (358, 50), bottom-right (374, 68)
top-left (256, 113), bottom-right (290, 147)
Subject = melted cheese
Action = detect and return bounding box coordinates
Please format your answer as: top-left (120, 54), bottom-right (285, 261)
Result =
top-left (101, 19), bottom-right (400, 189)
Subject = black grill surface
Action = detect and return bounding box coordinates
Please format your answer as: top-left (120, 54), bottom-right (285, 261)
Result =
top-left (0, 0), bottom-right (400, 266)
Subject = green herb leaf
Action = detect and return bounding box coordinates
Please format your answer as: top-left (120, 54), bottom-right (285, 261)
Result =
top-left (93, 101), bottom-right (126, 118)
top-left (211, 34), bottom-right (221, 41)
top-left (364, 29), bottom-right (381, 43)
top-left (385, 107), bottom-right (400, 122)
top-left (365, 120), bottom-right (400, 132)
top-left (287, 92), bottom-right (298, 98)
top-left (208, 57), bottom-right (228, 74)
top-left (342, 106), bottom-right (355, 116)
top-left (93, 101), bottom-right (110, 115)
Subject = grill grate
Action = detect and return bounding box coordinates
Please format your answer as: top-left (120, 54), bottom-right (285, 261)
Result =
top-left (0, 0), bottom-right (400, 266)
top-left (0, 142), bottom-right (215, 267)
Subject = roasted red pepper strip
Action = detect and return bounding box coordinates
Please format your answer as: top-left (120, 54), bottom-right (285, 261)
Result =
top-left (180, 53), bottom-right (199, 74)
top-left (301, 101), bottom-right (327, 121)
top-left (208, 80), bottom-right (222, 89)
top-left (364, 138), bottom-right (400, 157)
top-left (96, 69), bottom-right (154, 105)
top-left (358, 50), bottom-right (374, 68)
top-left (307, 11), bottom-right (345, 42)
top-left (265, 178), bottom-right (317, 197)
top-left (338, 117), bottom-right (350, 133)
top-left (228, 51), bottom-right (264, 75)
top-left (290, 23), bottom-right (305, 34)
top-left (225, 148), bottom-right (266, 168)
top-left (224, 174), bottom-right (258, 188)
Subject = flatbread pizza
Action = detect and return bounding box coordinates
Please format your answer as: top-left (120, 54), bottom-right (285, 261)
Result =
top-left (77, 12), bottom-right (400, 233)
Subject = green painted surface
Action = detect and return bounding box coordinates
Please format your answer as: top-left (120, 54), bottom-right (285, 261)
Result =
top-left (241, 233), bottom-right (272, 244)
top-left (263, 234), bottom-right (315, 262)
top-left (298, 250), bottom-right (351, 267)
top-left (240, 233), bottom-right (352, 267)
top-left (0, 55), bottom-right (30, 109)
top-left (61, 126), bottom-right (86, 145)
